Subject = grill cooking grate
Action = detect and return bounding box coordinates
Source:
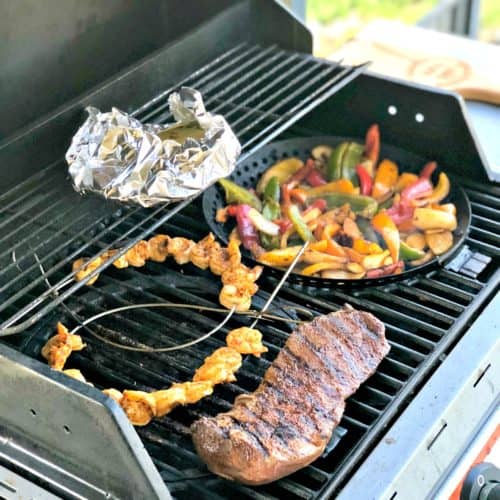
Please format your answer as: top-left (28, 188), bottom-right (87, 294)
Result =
top-left (6, 175), bottom-right (498, 499)
top-left (0, 44), bottom-right (365, 333)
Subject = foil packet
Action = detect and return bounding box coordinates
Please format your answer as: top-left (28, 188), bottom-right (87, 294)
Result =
top-left (66, 87), bottom-right (241, 207)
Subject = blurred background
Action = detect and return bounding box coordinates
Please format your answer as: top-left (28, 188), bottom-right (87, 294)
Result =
top-left (280, 0), bottom-right (499, 57)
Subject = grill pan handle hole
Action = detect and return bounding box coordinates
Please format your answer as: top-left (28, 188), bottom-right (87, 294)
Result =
top-left (388, 105), bottom-right (398, 115)
top-left (29, 408), bottom-right (37, 417)
top-left (415, 112), bottom-right (425, 123)
top-left (63, 425), bottom-right (71, 434)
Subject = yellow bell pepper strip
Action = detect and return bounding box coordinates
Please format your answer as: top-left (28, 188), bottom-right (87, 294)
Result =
top-left (327, 142), bottom-right (364, 184)
top-left (372, 159), bottom-right (399, 202)
top-left (309, 240), bottom-right (328, 252)
top-left (362, 250), bottom-right (390, 270)
top-left (324, 237), bottom-right (347, 258)
top-left (256, 158), bottom-right (303, 193)
top-left (395, 173), bottom-right (419, 192)
top-left (399, 241), bottom-right (426, 261)
top-left (219, 178), bottom-right (262, 211)
top-left (321, 223), bottom-right (341, 240)
top-left (413, 208), bottom-right (457, 231)
top-left (261, 177), bottom-right (282, 249)
top-left (353, 239), bottom-right (383, 255)
top-left (364, 124), bottom-right (380, 170)
top-left (356, 164), bottom-right (373, 195)
top-left (310, 193), bottom-right (378, 217)
top-left (415, 173), bottom-right (450, 206)
top-left (287, 204), bottom-right (315, 243)
top-left (301, 262), bottom-right (345, 276)
top-left (372, 211), bottom-right (400, 263)
top-left (305, 179), bottom-right (357, 198)
top-left (258, 246), bottom-right (303, 267)
top-left (302, 207), bottom-right (322, 224)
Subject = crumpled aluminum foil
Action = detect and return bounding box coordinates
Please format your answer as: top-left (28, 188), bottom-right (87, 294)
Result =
top-left (66, 87), bottom-right (241, 207)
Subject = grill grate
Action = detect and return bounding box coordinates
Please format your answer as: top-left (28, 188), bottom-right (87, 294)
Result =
top-left (0, 44), bottom-right (365, 333)
top-left (5, 174), bottom-right (498, 498)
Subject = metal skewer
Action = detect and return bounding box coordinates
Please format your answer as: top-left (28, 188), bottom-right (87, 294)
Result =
top-left (248, 240), bottom-right (309, 329)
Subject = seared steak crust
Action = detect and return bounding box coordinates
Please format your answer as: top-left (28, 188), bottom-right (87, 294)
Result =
top-left (191, 307), bottom-right (390, 485)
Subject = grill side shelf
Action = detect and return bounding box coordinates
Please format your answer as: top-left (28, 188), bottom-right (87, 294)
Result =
top-left (0, 343), bottom-right (170, 500)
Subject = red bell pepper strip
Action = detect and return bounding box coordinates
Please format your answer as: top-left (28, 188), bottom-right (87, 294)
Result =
top-left (420, 161), bottom-right (437, 180)
top-left (306, 198), bottom-right (327, 213)
top-left (306, 168), bottom-right (327, 187)
top-left (287, 158), bottom-right (314, 186)
top-left (364, 124), bottom-right (380, 166)
top-left (356, 164), bottom-right (373, 196)
top-left (387, 201), bottom-right (415, 225)
top-left (227, 204), bottom-right (260, 251)
top-left (276, 218), bottom-right (293, 233)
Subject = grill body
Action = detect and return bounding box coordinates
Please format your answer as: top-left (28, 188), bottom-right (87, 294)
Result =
top-left (0, 2), bottom-right (498, 499)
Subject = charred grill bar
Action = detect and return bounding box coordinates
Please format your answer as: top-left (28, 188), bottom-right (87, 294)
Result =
top-left (0, 1), bottom-right (498, 499)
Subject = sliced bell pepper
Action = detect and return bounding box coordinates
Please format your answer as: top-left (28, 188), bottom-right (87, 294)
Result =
top-left (399, 241), bottom-right (426, 261)
top-left (372, 159), bottom-right (399, 202)
top-left (321, 222), bottom-right (341, 240)
top-left (256, 158), bottom-right (303, 193)
top-left (372, 211), bottom-right (400, 263)
top-left (306, 199), bottom-right (327, 213)
top-left (356, 164), bottom-right (373, 195)
top-left (287, 204), bottom-right (315, 242)
top-left (327, 142), bottom-right (364, 184)
top-left (290, 188), bottom-right (308, 205)
top-left (219, 178), bottom-right (262, 211)
top-left (420, 161), bottom-right (437, 180)
top-left (317, 193), bottom-right (378, 217)
top-left (305, 179), bottom-right (356, 198)
top-left (258, 246), bottom-right (303, 267)
top-left (306, 168), bottom-right (327, 187)
top-left (401, 177), bottom-right (433, 204)
top-left (353, 239), bottom-right (383, 255)
top-left (356, 217), bottom-right (379, 244)
top-left (263, 176), bottom-right (280, 203)
top-left (362, 250), bottom-right (390, 270)
top-left (364, 124), bottom-right (380, 169)
top-left (345, 247), bottom-right (365, 264)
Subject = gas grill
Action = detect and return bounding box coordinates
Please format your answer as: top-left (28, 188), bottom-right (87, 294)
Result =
top-left (0, 1), bottom-right (498, 499)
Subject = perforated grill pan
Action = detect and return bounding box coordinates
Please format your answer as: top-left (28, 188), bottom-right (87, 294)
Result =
top-left (203, 136), bottom-right (471, 287)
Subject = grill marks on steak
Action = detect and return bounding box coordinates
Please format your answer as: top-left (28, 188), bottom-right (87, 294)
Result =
top-left (191, 307), bottom-right (389, 485)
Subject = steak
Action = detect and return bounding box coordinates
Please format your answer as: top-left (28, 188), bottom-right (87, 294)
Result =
top-left (191, 306), bottom-right (390, 485)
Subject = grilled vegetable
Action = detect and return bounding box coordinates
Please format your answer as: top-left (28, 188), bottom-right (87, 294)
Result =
top-left (256, 158), bottom-right (303, 193)
top-left (417, 173), bottom-right (450, 205)
top-left (219, 178), bottom-right (262, 211)
top-left (305, 179), bottom-right (357, 198)
top-left (399, 241), bottom-right (426, 261)
top-left (372, 159), bottom-right (398, 202)
top-left (327, 142), bottom-right (364, 184)
top-left (372, 212), bottom-right (400, 262)
top-left (227, 204), bottom-right (260, 250)
top-left (425, 230), bottom-right (453, 255)
top-left (313, 193), bottom-right (378, 217)
top-left (356, 164), bottom-right (373, 195)
top-left (364, 124), bottom-right (380, 171)
top-left (288, 204), bottom-right (315, 243)
top-left (413, 208), bottom-right (457, 231)
top-left (258, 246), bottom-right (302, 267)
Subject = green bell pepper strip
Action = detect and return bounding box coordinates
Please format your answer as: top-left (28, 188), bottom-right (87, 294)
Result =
top-left (263, 176), bottom-right (280, 204)
top-left (327, 142), bottom-right (364, 185)
top-left (399, 241), bottom-right (426, 261)
top-left (309, 192), bottom-right (378, 218)
top-left (287, 204), bottom-right (315, 243)
top-left (219, 178), bottom-right (262, 211)
top-left (356, 217), bottom-right (380, 244)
